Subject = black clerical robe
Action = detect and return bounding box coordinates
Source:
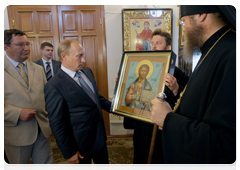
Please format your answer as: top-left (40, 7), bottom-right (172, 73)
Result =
top-left (162, 25), bottom-right (236, 163)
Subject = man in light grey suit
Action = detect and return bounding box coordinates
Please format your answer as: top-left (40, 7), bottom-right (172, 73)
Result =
top-left (34, 42), bottom-right (61, 81)
top-left (4, 29), bottom-right (53, 164)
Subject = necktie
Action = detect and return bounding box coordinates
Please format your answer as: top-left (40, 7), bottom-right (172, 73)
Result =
top-left (18, 63), bottom-right (29, 86)
top-left (46, 62), bottom-right (52, 81)
top-left (75, 71), bottom-right (96, 103)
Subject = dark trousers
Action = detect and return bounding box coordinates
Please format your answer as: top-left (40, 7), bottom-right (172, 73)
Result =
top-left (80, 144), bottom-right (109, 164)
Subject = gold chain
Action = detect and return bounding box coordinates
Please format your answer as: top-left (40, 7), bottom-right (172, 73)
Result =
top-left (173, 28), bottom-right (231, 112)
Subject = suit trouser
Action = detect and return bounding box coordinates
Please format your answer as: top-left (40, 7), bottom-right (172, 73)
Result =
top-left (80, 142), bottom-right (109, 164)
top-left (4, 129), bottom-right (53, 164)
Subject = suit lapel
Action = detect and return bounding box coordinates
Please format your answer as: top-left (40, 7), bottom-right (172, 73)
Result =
top-left (81, 68), bottom-right (102, 110)
top-left (38, 59), bottom-right (47, 76)
top-left (52, 60), bottom-right (58, 75)
top-left (81, 68), bottom-right (98, 94)
top-left (59, 70), bottom-right (94, 103)
top-left (38, 59), bottom-right (44, 68)
top-left (59, 69), bottom-right (103, 115)
top-left (26, 61), bottom-right (35, 88)
top-left (4, 56), bottom-right (29, 89)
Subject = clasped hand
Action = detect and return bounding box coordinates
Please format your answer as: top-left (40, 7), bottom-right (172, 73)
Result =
top-left (68, 151), bottom-right (84, 164)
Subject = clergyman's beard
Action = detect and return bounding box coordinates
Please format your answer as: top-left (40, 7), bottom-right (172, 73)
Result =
top-left (183, 24), bottom-right (204, 63)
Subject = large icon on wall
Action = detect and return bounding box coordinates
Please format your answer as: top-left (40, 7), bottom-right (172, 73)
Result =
top-left (122, 8), bottom-right (173, 51)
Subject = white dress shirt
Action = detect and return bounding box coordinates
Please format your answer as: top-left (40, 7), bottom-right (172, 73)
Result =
top-left (61, 65), bottom-right (95, 93)
top-left (6, 55), bottom-right (28, 75)
top-left (42, 58), bottom-right (54, 76)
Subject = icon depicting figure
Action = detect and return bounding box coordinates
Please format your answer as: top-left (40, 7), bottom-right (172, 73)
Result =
top-left (136, 21), bottom-right (152, 51)
top-left (125, 64), bottom-right (152, 111)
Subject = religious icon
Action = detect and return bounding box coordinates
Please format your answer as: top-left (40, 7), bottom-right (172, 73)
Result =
top-left (135, 21), bottom-right (152, 51)
top-left (124, 61), bottom-right (156, 112)
top-left (111, 51), bottom-right (175, 123)
top-left (122, 8), bottom-right (173, 51)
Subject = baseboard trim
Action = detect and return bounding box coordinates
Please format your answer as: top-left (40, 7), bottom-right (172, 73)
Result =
top-left (51, 134), bottom-right (133, 139)
top-left (107, 134), bottom-right (133, 138)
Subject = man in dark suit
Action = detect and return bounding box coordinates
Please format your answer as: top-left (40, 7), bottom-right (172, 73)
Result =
top-left (34, 42), bottom-right (61, 81)
top-left (44, 39), bottom-right (111, 164)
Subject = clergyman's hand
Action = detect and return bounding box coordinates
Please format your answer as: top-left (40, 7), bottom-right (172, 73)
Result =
top-left (164, 73), bottom-right (179, 96)
top-left (150, 98), bottom-right (172, 130)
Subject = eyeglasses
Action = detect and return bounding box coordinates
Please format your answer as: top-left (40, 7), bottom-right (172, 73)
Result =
top-left (6, 42), bottom-right (32, 48)
top-left (179, 19), bottom-right (185, 27)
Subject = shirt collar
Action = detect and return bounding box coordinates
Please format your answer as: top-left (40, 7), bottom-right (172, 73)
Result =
top-left (42, 58), bottom-right (52, 64)
top-left (61, 65), bottom-right (79, 79)
top-left (6, 54), bottom-right (27, 68)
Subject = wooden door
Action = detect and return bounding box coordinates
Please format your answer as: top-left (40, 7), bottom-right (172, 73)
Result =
top-left (7, 5), bottom-right (59, 61)
top-left (57, 5), bottom-right (110, 135)
top-left (7, 5), bottom-right (110, 135)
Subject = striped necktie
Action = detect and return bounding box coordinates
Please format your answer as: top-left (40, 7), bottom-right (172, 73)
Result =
top-left (46, 62), bottom-right (52, 81)
top-left (18, 63), bottom-right (29, 86)
top-left (75, 71), bottom-right (96, 103)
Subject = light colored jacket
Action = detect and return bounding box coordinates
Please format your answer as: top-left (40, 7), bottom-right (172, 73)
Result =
top-left (4, 56), bottom-right (51, 146)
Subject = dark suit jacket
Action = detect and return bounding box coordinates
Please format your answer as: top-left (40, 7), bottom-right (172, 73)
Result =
top-left (44, 67), bottom-right (111, 159)
top-left (34, 58), bottom-right (61, 78)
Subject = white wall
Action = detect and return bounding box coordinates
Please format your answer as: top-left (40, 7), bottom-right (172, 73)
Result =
top-left (4, 7), bottom-right (9, 56)
top-left (4, 7), bottom-right (10, 29)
